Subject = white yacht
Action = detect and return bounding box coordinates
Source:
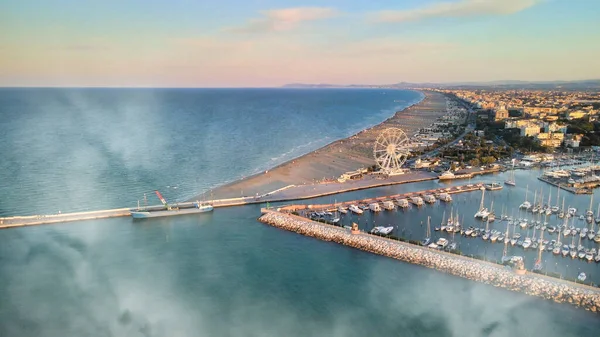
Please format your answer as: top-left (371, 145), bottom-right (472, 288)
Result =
top-left (396, 198), bottom-right (410, 208)
top-left (382, 201), bottom-right (395, 210)
top-left (474, 208), bottom-right (490, 219)
top-left (349, 205), bottom-right (363, 214)
top-left (423, 195), bottom-right (436, 204)
top-left (438, 193), bottom-right (452, 202)
top-left (379, 226), bottom-right (394, 235)
top-left (522, 237), bottom-right (532, 249)
top-left (436, 238), bottom-right (449, 249)
top-left (369, 203), bottom-right (382, 212)
top-left (438, 171), bottom-right (456, 180)
top-left (370, 226), bottom-right (384, 234)
top-left (410, 196), bottom-right (424, 206)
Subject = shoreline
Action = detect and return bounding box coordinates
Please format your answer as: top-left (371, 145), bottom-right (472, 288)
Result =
top-left (259, 210), bottom-right (600, 314)
top-left (192, 90), bottom-right (447, 201)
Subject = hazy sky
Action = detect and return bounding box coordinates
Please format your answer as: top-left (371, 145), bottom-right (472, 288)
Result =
top-left (1, 0), bottom-right (599, 87)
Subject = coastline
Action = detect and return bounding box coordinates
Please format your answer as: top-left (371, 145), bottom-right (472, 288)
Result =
top-left (194, 90), bottom-right (447, 200)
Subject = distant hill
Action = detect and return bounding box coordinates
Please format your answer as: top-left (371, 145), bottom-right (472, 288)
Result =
top-left (283, 80), bottom-right (600, 90)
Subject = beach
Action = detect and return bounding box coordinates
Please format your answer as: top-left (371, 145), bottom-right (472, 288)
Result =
top-left (202, 90), bottom-right (447, 200)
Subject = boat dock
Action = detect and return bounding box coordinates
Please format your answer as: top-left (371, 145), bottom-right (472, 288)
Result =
top-left (258, 209), bottom-right (600, 314)
top-left (276, 183), bottom-right (484, 213)
top-left (537, 177), bottom-right (593, 194)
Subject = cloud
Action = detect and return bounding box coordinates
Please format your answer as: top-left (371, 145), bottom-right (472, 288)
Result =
top-left (226, 7), bottom-right (339, 33)
top-left (372, 0), bottom-right (541, 23)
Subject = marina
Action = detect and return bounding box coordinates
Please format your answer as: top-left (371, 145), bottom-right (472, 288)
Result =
top-left (265, 169), bottom-right (600, 290)
top-left (259, 209), bottom-right (600, 313)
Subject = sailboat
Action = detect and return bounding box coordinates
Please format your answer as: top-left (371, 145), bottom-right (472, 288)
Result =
top-left (422, 216), bottom-right (432, 246)
top-left (474, 188), bottom-right (489, 219)
top-left (590, 203), bottom-right (599, 240)
top-left (501, 219), bottom-right (511, 263)
top-left (553, 220), bottom-right (563, 255)
top-left (505, 159), bottom-right (516, 186)
top-left (519, 185), bottom-right (531, 210)
top-left (551, 185), bottom-right (560, 213)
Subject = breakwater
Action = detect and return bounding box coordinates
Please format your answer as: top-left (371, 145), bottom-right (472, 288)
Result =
top-left (259, 210), bottom-right (600, 314)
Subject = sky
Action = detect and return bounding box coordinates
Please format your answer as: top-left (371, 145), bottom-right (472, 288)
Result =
top-left (1, 0), bottom-right (599, 87)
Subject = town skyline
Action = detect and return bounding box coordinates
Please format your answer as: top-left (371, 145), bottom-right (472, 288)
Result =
top-left (2, 0), bottom-right (600, 87)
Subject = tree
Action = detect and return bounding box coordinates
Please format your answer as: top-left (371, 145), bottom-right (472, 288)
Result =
top-left (469, 158), bottom-right (480, 167)
top-left (480, 156), bottom-right (496, 165)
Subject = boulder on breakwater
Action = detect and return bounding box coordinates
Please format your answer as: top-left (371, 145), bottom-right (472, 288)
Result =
top-left (259, 211), bottom-right (600, 314)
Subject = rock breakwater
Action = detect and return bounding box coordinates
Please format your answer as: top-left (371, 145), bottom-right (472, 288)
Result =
top-left (259, 211), bottom-right (600, 314)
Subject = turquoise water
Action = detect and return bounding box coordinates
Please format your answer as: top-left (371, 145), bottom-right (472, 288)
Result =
top-left (1, 89), bottom-right (599, 337)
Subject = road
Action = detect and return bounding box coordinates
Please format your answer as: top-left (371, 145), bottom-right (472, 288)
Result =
top-left (421, 96), bottom-right (475, 159)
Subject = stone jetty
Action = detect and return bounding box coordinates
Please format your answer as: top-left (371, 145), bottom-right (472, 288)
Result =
top-left (259, 210), bottom-right (600, 314)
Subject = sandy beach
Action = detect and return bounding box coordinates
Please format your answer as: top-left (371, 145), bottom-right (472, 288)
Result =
top-left (200, 90), bottom-right (447, 200)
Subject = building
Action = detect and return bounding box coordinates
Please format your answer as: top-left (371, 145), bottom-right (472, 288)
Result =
top-left (564, 134), bottom-right (583, 148)
top-left (536, 132), bottom-right (564, 148)
top-left (524, 107), bottom-right (559, 116)
top-left (567, 110), bottom-right (588, 120)
top-left (494, 108), bottom-right (509, 121)
top-left (520, 125), bottom-right (541, 137)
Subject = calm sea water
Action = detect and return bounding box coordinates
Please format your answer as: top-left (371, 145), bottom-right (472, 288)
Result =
top-left (1, 89), bottom-right (599, 337)
top-left (0, 88), bottom-right (422, 216)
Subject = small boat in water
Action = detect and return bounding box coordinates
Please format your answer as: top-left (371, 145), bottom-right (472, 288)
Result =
top-left (439, 193), bottom-right (452, 202)
top-left (484, 182), bottom-right (503, 191)
top-left (396, 198), bottom-right (410, 208)
top-left (370, 226), bottom-right (385, 234)
top-left (423, 194), bottom-right (436, 204)
top-left (578, 272), bottom-right (587, 282)
top-left (131, 191), bottom-right (214, 219)
top-left (349, 205), bottom-right (363, 214)
top-left (410, 196), bottom-right (425, 206)
top-left (369, 203), bottom-right (382, 212)
top-left (436, 238), bottom-right (449, 249)
top-left (382, 201), bottom-right (395, 210)
top-left (379, 226), bottom-right (394, 235)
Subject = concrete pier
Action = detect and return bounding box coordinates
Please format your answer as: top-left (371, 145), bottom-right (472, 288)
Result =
top-left (259, 210), bottom-right (600, 314)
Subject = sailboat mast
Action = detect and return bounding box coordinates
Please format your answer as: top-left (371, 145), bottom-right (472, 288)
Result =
top-left (480, 188), bottom-right (485, 211)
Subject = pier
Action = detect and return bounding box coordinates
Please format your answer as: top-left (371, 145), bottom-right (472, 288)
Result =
top-left (258, 209), bottom-right (600, 314)
top-left (537, 177), bottom-right (593, 194)
top-left (276, 182), bottom-right (484, 213)
top-left (0, 168), bottom-right (503, 229)
top-left (0, 171), bottom-right (440, 228)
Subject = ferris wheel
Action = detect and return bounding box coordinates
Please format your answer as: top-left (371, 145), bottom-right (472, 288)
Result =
top-left (373, 127), bottom-right (409, 175)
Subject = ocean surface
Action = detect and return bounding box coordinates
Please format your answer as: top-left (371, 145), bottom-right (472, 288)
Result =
top-left (0, 88), bottom-right (422, 216)
top-left (1, 88), bottom-right (599, 337)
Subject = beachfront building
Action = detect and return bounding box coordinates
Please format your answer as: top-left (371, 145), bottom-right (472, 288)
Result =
top-left (338, 169), bottom-right (367, 182)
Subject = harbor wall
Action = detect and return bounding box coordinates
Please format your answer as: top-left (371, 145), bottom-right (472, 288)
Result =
top-left (258, 210), bottom-right (600, 314)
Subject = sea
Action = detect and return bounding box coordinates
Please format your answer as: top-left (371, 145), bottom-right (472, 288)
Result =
top-left (0, 88), bottom-right (599, 337)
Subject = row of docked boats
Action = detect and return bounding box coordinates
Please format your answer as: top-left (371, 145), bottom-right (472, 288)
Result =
top-left (343, 193), bottom-right (454, 215)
